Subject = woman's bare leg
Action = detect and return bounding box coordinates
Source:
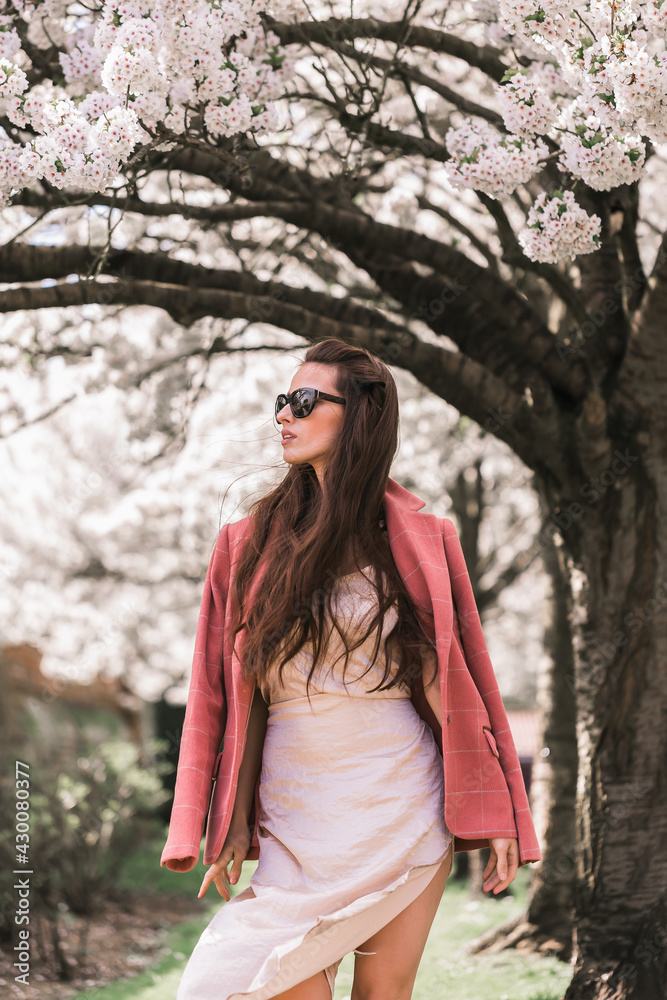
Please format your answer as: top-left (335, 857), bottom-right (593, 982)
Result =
top-left (268, 969), bottom-right (331, 1000)
top-left (350, 847), bottom-right (454, 1000)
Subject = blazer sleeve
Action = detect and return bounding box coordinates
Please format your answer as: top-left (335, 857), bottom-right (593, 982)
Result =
top-left (441, 517), bottom-right (542, 865)
top-left (160, 524), bottom-right (231, 872)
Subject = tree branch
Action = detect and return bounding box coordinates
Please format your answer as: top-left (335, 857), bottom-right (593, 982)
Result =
top-left (331, 39), bottom-right (505, 127)
top-left (570, 190), bottom-right (628, 372)
top-left (609, 183), bottom-right (646, 314)
top-left (10, 189), bottom-right (299, 224)
top-left (0, 244), bottom-right (407, 336)
top-left (336, 108), bottom-right (451, 161)
top-left (626, 228), bottom-right (667, 372)
top-left (476, 543), bottom-right (542, 614)
top-left (0, 276), bottom-right (557, 468)
top-left (208, 150), bottom-right (591, 402)
top-left (0, 276), bottom-right (412, 336)
top-left (0, 392), bottom-right (78, 438)
top-left (2, 186), bottom-right (590, 402)
top-left (263, 15), bottom-right (511, 82)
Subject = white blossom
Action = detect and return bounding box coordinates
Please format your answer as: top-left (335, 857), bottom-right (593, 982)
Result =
top-left (498, 67), bottom-right (560, 135)
top-left (0, 0), bottom-right (296, 203)
top-left (0, 58), bottom-right (28, 100)
top-left (59, 42), bottom-right (103, 90)
top-left (498, 0), bottom-right (579, 51)
top-left (78, 90), bottom-right (123, 121)
top-left (444, 118), bottom-right (549, 198)
top-left (204, 94), bottom-right (254, 138)
top-left (100, 44), bottom-right (161, 97)
top-left (93, 105), bottom-right (143, 159)
top-left (608, 39), bottom-right (667, 142)
top-left (642, 0), bottom-right (667, 38)
top-left (0, 17), bottom-right (21, 60)
top-left (558, 103), bottom-right (646, 189)
top-left (1, 0), bottom-right (666, 249)
top-left (518, 189), bottom-right (602, 262)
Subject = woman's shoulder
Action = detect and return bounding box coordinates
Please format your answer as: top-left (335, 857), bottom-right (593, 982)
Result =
top-left (215, 516), bottom-right (253, 565)
top-left (206, 517), bottom-right (253, 587)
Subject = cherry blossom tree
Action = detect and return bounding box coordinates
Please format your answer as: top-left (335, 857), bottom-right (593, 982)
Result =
top-left (2, 0), bottom-right (667, 996)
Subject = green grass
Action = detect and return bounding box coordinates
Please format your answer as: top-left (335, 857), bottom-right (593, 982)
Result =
top-left (74, 834), bottom-right (572, 1000)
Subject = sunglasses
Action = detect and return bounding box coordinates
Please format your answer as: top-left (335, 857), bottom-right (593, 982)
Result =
top-left (274, 387), bottom-right (346, 421)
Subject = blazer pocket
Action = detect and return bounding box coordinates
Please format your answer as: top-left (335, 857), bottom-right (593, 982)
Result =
top-left (482, 727), bottom-right (500, 759)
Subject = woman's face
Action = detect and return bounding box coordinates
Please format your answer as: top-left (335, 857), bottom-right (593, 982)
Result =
top-left (276, 362), bottom-right (346, 484)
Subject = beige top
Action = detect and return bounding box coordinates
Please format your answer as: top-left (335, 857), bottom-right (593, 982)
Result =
top-left (259, 564), bottom-right (411, 705)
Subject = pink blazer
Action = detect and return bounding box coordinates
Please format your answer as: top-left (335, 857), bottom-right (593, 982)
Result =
top-left (161, 477), bottom-right (542, 872)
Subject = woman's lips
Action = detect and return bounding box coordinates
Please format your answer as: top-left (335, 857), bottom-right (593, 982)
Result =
top-left (282, 434), bottom-right (296, 442)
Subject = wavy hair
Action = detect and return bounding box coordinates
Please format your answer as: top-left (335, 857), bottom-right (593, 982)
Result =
top-left (226, 338), bottom-right (436, 702)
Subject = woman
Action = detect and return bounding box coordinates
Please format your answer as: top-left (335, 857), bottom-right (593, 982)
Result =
top-left (161, 338), bottom-right (542, 1000)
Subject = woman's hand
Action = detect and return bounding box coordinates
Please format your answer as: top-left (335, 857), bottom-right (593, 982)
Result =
top-left (198, 820), bottom-right (251, 900)
top-left (482, 837), bottom-right (519, 894)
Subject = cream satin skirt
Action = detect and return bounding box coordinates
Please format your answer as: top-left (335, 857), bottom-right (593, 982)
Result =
top-left (177, 691), bottom-right (452, 1000)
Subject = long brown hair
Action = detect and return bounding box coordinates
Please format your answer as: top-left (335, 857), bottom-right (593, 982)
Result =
top-left (227, 338), bottom-right (436, 701)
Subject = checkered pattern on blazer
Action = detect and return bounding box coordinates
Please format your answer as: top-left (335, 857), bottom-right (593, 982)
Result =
top-left (160, 476), bottom-right (542, 872)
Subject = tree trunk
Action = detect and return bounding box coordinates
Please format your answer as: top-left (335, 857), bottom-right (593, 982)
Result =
top-left (469, 486), bottom-right (578, 960)
top-left (526, 503), bottom-right (578, 959)
top-left (559, 445), bottom-right (667, 998)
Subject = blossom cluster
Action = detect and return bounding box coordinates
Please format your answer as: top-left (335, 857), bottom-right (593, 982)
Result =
top-left (498, 0), bottom-right (580, 49)
top-left (481, 0), bottom-right (667, 259)
top-left (444, 119), bottom-right (549, 199)
top-left (498, 67), bottom-right (559, 135)
top-left (518, 189), bottom-right (602, 262)
top-left (498, 0), bottom-right (667, 145)
top-left (0, 0), bottom-right (295, 204)
top-left (558, 102), bottom-right (646, 189)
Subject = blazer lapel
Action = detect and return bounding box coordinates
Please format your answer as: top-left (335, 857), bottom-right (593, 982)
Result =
top-left (383, 478), bottom-right (454, 664)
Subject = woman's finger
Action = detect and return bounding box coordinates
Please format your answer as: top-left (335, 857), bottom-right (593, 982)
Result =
top-left (198, 853), bottom-right (232, 899)
top-left (495, 847), bottom-right (508, 882)
top-left (483, 854), bottom-right (518, 893)
top-left (212, 871), bottom-right (232, 900)
top-left (229, 853), bottom-right (245, 885)
top-left (482, 874), bottom-right (499, 893)
top-left (481, 851), bottom-right (497, 880)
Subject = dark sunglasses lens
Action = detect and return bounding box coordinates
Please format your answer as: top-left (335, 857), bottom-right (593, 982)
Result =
top-left (275, 394), bottom-right (288, 415)
top-left (291, 388), bottom-right (315, 417)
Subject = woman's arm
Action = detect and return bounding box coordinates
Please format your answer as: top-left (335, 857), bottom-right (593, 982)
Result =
top-left (229, 685), bottom-right (269, 829)
top-left (422, 650), bottom-right (442, 727)
top-left (199, 685), bottom-right (269, 899)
